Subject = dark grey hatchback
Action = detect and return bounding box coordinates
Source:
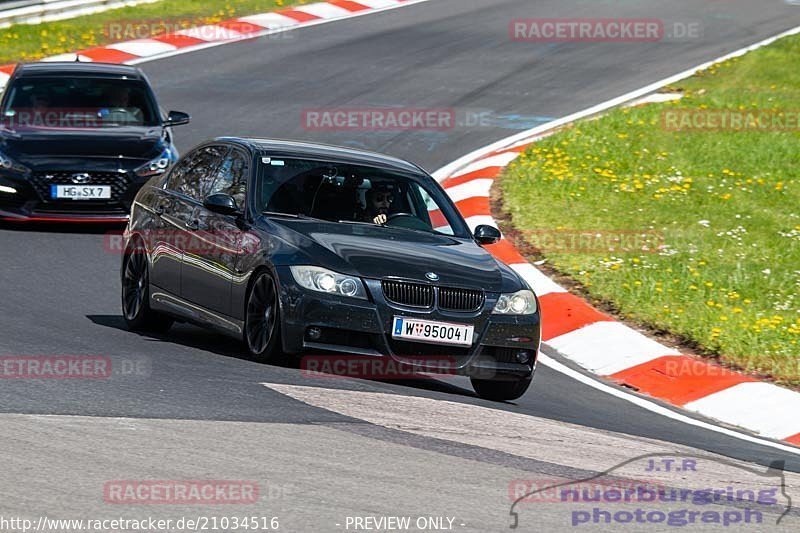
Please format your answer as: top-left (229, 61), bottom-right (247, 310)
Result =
top-left (121, 138), bottom-right (541, 401)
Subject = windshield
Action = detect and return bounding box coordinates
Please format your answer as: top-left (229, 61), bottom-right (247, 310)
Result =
top-left (1, 77), bottom-right (160, 128)
top-left (257, 157), bottom-right (466, 237)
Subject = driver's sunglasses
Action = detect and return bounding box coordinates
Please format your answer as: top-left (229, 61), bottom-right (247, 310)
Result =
top-left (375, 193), bottom-right (393, 203)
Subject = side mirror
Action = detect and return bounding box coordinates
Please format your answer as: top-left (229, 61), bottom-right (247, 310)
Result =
top-left (204, 193), bottom-right (240, 216)
top-left (474, 224), bottom-right (501, 245)
top-left (164, 110), bottom-right (190, 127)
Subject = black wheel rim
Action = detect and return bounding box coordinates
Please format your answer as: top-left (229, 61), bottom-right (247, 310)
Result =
top-left (122, 248), bottom-right (147, 320)
top-left (246, 275), bottom-right (277, 354)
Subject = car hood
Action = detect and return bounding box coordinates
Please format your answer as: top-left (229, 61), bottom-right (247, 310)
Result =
top-left (265, 218), bottom-right (519, 292)
top-left (0, 126), bottom-right (165, 162)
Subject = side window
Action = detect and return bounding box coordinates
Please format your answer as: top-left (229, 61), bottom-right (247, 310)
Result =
top-left (163, 151), bottom-right (195, 192)
top-left (207, 149), bottom-right (248, 210)
top-left (165, 145), bottom-right (227, 200)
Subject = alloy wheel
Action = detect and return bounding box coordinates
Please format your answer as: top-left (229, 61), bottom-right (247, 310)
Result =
top-left (122, 248), bottom-right (147, 321)
top-left (246, 274), bottom-right (278, 355)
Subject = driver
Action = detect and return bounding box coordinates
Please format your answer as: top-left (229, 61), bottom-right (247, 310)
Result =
top-left (363, 182), bottom-right (394, 225)
top-left (101, 86), bottom-right (143, 124)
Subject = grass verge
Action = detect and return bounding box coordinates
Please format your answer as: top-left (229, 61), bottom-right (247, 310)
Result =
top-left (0, 0), bottom-right (308, 64)
top-left (500, 33), bottom-right (800, 387)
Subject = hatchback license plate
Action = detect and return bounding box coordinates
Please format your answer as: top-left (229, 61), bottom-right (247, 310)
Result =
top-left (392, 316), bottom-right (473, 347)
top-left (51, 185), bottom-right (111, 200)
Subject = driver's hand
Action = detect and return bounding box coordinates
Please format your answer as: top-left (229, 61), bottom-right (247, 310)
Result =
top-left (373, 214), bottom-right (387, 225)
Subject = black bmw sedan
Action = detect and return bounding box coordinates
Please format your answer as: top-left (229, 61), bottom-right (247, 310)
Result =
top-left (121, 137), bottom-right (541, 401)
top-left (0, 62), bottom-right (189, 222)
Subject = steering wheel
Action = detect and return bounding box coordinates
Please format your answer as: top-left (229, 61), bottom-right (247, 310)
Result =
top-left (386, 212), bottom-right (415, 222)
top-left (385, 212), bottom-right (432, 232)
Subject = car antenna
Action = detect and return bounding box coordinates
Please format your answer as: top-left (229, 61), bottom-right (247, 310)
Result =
top-left (74, 55), bottom-right (80, 62)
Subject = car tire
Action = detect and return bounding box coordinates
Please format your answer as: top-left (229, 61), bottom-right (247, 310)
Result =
top-left (471, 375), bottom-right (532, 402)
top-left (243, 271), bottom-right (284, 363)
top-left (121, 240), bottom-right (173, 333)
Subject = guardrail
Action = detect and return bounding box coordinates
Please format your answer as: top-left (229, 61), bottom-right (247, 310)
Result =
top-left (0, 0), bottom-right (158, 28)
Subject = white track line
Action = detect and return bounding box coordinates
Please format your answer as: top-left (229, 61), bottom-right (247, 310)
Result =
top-left (107, 40), bottom-right (177, 57)
top-left (449, 152), bottom-right (520, 178)
top-left (540, 353), bottom-right (800, 456)
top-left (547, 322), bottom-right (679, 375)
top-left (355, 0), bottom-right (402, 8)
top-left (238, 12), bottom-right (299, 29)
top-left (684, 383), bottom-right (800, 440)
top-left (444, 179), bottom-right (494, 203)
top-left (292, 3), bottom-right (354, 19)
top-left (509, 263), bottom-right (567, 297)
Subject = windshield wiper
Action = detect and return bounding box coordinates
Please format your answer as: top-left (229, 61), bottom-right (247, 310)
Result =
top-left (261, 211), bottom-right (324, 221)
top-left (337, 219), bottom-right (376, 226)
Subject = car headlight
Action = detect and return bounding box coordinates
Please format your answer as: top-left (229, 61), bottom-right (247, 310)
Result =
top-left (135, 147), bottom-right (173, 178)
top-left (290, 266), bottom-right (367, 300)
top-left (0, 149), bottom-right (29, 174)
top-left (492, 289), bottom-right (537, 315)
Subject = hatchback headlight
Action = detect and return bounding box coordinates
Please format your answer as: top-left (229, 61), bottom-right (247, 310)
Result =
top-left (290, 266), bottom-right (367, 299)
top-left (135, 147), bottom-right (173, 178)
top-left (0, 149), bottom-right (29, 174)
top-left (492, 289), bottom-right (537, 315)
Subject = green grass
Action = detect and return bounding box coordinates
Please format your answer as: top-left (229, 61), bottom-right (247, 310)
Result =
top-left (500, 34), bottom-right (800, 387)
top-left (0, 0), bottom-right (308, 64)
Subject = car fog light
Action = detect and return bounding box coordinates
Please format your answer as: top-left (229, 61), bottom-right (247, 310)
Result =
top-left (515, 350), bottom-right (531, 364)
top-left (307, 327), bottom-right (322, 340)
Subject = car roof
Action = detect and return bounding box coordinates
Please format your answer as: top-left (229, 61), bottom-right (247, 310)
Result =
top-left (12, 62), bottom-right (146, 80)
top-left (216, 137), bottom-right (427, 175)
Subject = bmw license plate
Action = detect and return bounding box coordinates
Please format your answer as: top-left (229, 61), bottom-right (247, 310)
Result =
top-left (392, 316), bottom-right (473, 347)
top-left (51, 185), bottom-right (111, 200)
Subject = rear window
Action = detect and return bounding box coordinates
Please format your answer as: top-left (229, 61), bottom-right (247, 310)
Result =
top-left (1, 76), bottom-right (160, 128)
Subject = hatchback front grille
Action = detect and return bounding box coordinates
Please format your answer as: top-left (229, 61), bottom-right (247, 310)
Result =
top-left (439, 287), bottom-right (485, 312)
top-left (382, 280), bottom-right (434, 308)
top-left (29, 171), bottom-right (130, 202)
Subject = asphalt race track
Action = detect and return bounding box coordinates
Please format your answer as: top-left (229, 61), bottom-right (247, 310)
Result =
top-left (3, 0), bottom-right (800, 530)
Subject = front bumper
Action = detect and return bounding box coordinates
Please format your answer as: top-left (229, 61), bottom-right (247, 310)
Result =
top-left (275, 266), bottom-right (541, 381)
top-left (0, 170), bottom-right (143, 223)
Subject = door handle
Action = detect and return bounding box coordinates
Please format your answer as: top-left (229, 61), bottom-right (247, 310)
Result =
top-left (185, 219), bottom-right (199, 230)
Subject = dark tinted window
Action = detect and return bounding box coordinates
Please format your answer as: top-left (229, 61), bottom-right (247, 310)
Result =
top-left (1, 77), bottom-right (160, 127)
top-left (166, 145), bottom-right (227, 200)
top-left (207, 149), bottom-right (248, 210)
